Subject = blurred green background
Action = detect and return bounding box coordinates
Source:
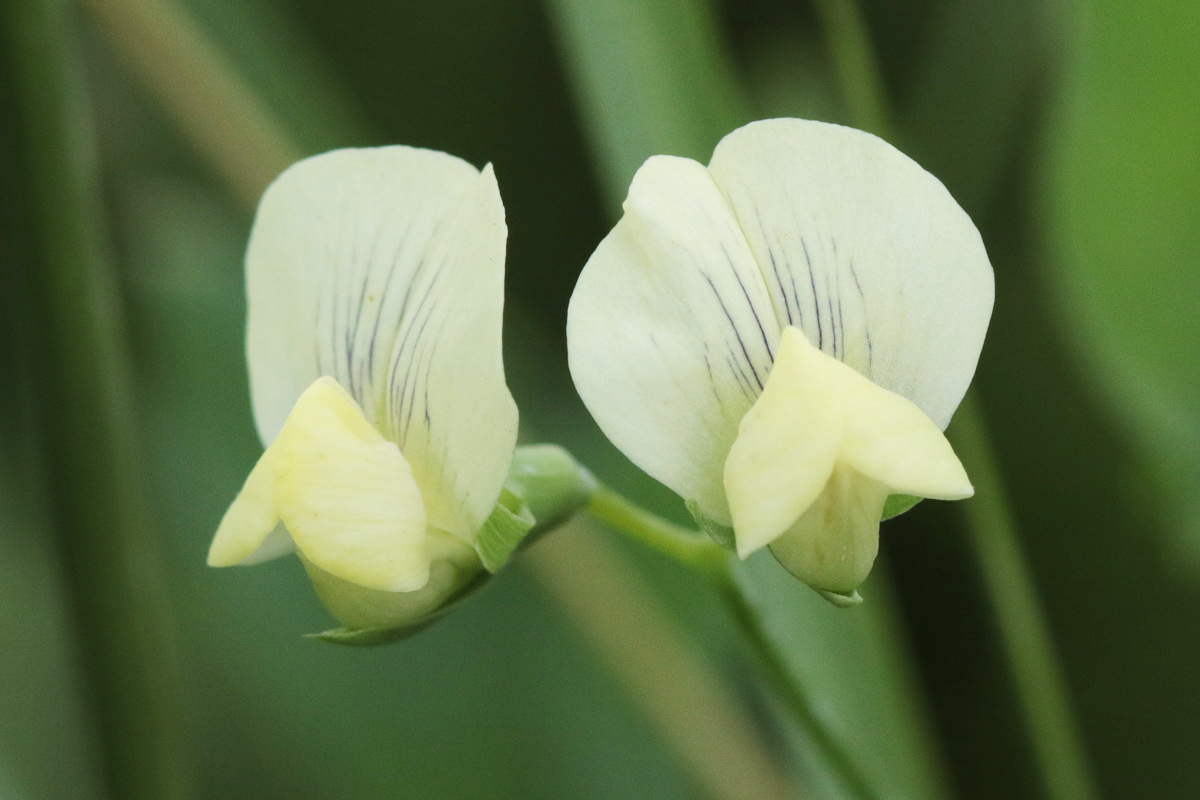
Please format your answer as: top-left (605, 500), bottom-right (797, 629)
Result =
top-left (2, 0), bottom-right (1197, 798)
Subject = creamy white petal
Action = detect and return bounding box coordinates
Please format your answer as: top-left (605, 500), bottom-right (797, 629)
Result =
top-left (244, 147), bottom-right (517, 540)
top-left (724, 327), bottom-right (841, 557)
top-left (708, 118), bottom-right (994, 429)
top-left (567, 155), bottom-right (780, 524)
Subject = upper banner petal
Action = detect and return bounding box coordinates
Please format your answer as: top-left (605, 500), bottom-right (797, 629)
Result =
top-left (708, 119), bottom-right (994, 429)
top-left (244, 147), bottom-right (517, 540)
top-left (567, 155), bottom-right (780, 524)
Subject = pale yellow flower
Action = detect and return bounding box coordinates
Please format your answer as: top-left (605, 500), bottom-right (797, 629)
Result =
top-left (567, 119), bottom-right (993, 600)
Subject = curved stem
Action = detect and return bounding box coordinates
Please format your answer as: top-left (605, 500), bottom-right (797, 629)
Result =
top-left (585, 485), bottom-right (728, 578)
top-left (812, 4), bottom-right (1100, 798)
top-left (716, 577), bottom-right (879, 800)
top-left (584, 488), bottom-right (878, 800)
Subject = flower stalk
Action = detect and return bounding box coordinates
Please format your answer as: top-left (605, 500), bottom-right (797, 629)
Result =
top-left (583, 490), bottom-right (880, 799)
top-left (585, 486), bottom-right (728, 578)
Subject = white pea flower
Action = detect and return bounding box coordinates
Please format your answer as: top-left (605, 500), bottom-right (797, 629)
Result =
top-left (567, 119), bottom-right (994, 602)
top-left (208, 146), bottom-right (519, 633)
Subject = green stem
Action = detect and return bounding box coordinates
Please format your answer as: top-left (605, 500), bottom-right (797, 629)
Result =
top-left (586, 486), bottom-right (728, 578)
top-left (0, 1), bottom-right (190, 797)
top-left (584, 490), bottom-right (878, 800)
top-left (716, 578), bottom-right (879, 800)
top-left (812, 4), bottom-right (1100, 798)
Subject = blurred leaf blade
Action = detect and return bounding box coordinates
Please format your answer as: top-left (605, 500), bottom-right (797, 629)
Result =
top-left (1043, 0), bottom-right (1200, 560)
top-left (544, 0), bottom-right (749, 207)
top-left (1, 0), bottom-right (192, 796)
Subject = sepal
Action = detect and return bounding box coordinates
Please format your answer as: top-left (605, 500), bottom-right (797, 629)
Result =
top-left (687, 499), bottom-right (737, 552)
top-left (505, 444), bottom-right (596, 530)
top-left (881, 494), bottom-right (922, 521)
top-left (474, 489), bottom-right (536, 573)
top-left (301, 547), bottom-right (483, 643)
top-left (816, 589), bottom-right (864, 608)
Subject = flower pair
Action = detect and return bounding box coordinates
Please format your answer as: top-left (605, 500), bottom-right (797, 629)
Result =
top-left (209, 119), bottom-right (993, 634)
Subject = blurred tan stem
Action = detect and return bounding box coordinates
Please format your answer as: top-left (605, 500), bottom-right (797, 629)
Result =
top-left (527, 524), bottom-right (800, 800)
top-left (812, 3), bottom-right (1101, 798)
top-left (78, 1), bottom-right (801, 796)
top-left (77, 0), bottom-right (301, 210)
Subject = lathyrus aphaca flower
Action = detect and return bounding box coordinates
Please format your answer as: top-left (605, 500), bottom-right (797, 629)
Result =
top-left (207, 146), bottom-right (580, 643)
top-left (567, 119), bottom-right (994, 604)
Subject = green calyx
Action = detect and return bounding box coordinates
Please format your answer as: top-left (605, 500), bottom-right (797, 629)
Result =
top-left (881, 493), bottom-right (922, 520)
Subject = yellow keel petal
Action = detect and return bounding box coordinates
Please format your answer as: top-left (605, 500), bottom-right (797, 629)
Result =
top-left (724, 326), bottom-right (973, 585)
top-left (208, 377), bottom-right (431, 593)
top-left (208, 447), bottom-right (282, 567)
top-left (768, 465), bottom-right (888, 594)
top-left (838, 373), bottom-right (974, 500)
top-left (724, 327), bottom-right (842, 557)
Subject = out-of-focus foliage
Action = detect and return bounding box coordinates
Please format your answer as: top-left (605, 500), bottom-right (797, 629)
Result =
top-left (2, 0), bottom-right (1199, 798)
top-left (1044, 0), bottom-right (1200, 563)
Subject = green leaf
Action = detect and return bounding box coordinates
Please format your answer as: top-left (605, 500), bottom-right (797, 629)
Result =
top-left (1043, 0), bottom-right (1200, 561)
top-left (474, 489), bottom-right (536, 573)
top-left (733, 557), bottom-right (950, 798)
top-left (899, 0), bottom-right (1063, 212)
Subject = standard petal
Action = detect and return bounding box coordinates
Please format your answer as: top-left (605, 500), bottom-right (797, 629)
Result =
top-left (724, 327), bottom-right (841, 557)
top-left (568, 155), bottom-right (780, 524)
top-left (708, 118), bottom-right (994, 429)
top-left (244, 147), bottom-right (517, 540)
